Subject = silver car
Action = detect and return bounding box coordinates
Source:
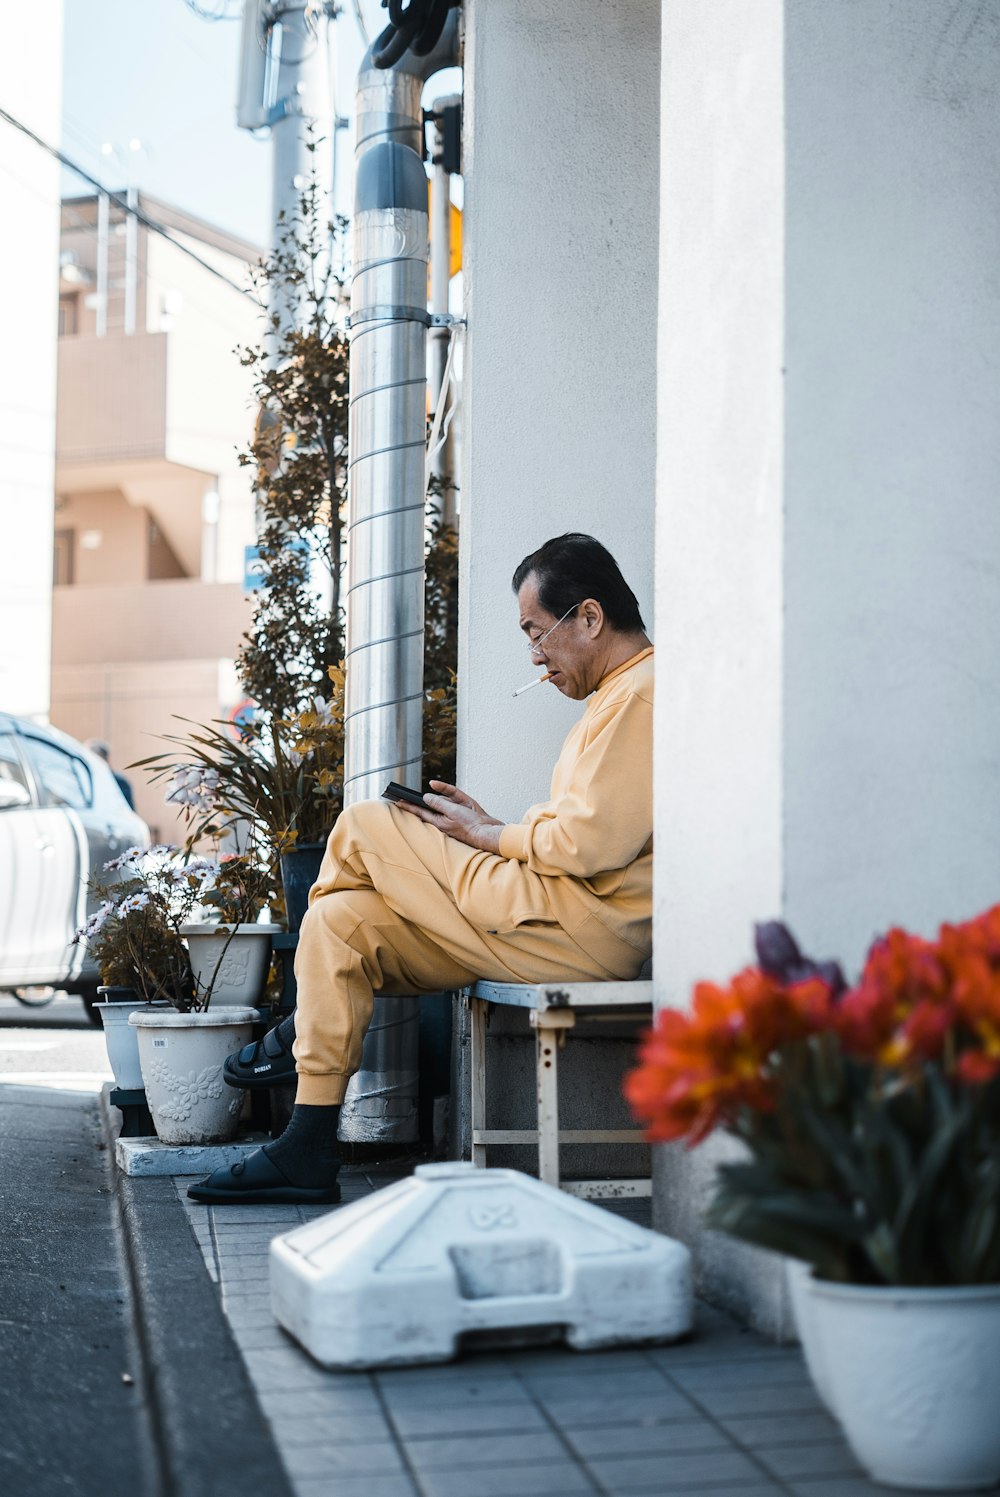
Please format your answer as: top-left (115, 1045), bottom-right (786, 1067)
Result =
top-left (0, 714), bottom-right (150, 1022)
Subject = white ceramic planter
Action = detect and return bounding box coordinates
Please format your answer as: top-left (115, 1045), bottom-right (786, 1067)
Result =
top-left (180, 923), bottom-right (281, 1007)
top-left (806, 1276), bottom-right (1000, 1490)
top-left (785, 1258), bottom-right (836, 1413)
top-left (97, 1000), bottom-right (150, 1090)
top-left (129, 1007), bottom-right (259, 1145)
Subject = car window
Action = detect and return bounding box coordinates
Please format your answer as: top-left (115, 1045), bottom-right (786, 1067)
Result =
top-left (0, 730), bottom-right (30, 793)
top-left (22, 736), bottom-right (92, 810)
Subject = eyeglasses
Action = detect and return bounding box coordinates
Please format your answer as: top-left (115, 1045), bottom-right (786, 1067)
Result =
top-left (526, 603), bottom-right (581, 657)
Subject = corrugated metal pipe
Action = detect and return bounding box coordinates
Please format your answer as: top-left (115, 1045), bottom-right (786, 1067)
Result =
top-left (338, 12), bottom-right (459, 1145)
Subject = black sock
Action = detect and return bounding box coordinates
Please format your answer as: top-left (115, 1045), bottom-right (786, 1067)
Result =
top-left (275, 1009), bottom-right (296, 1049)
top-left (263, 1103), bottom-right (341, 1188)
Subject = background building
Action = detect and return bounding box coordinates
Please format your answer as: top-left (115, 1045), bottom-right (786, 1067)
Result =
top-left (50, 192), bottom-right (262, 840)
top-left (0, 1), bottom-right (64, 719)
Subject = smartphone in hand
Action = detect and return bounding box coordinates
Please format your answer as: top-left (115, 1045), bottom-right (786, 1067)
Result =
top-left (382, 781), bottom-right (428, 809)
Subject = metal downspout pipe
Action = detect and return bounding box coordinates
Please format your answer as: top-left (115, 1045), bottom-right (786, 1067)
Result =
top-left (338, 15), bottom-right (459, 1145)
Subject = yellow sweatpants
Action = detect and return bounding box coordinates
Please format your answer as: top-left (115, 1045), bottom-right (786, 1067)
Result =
top-left (292, 799), bottom-right (631, 1104)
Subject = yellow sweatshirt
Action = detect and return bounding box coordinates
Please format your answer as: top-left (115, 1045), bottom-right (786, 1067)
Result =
top-left (496, 646), bottom-right (653, 974)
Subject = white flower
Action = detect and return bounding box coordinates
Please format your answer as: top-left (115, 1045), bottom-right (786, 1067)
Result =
top-left (103, 846), bottom-right (146, 873)
top-left (73, 900), bottom-right (114, 944)
top-left (119, 891), bottom-right (151, 915)
top-left (165, 767), bottom-right (219, 812)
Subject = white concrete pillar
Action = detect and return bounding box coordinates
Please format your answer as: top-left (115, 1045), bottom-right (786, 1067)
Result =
top-left (654, 0), bottom-right (1000, 1335)
top-left (653, 0), bottom-right (787, 1335)
top-left (459, 0), bottom-right (660, 815)
top-left (782, 0), bottom-right (1000, 962)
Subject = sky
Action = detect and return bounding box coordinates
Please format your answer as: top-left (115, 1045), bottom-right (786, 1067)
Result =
top-left (60, 0), bottom-right (381, 249)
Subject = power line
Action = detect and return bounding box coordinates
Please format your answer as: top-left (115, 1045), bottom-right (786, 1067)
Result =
top-left (0, 102), bottom-right (258, 302)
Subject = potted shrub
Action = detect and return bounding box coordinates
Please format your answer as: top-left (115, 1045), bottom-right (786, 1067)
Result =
top-left (75, 845), bottom-right (261, 1146)
top-left (626, 908), bottom-right (1000, 1492)
top-left (74, 844), bottom-right (211, 1090)
top-left (179, 839), bottom-right (281, 1005)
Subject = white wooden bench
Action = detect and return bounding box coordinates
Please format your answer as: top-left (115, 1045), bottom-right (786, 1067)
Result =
top-left (466, 978), bottom-right (654, 1200)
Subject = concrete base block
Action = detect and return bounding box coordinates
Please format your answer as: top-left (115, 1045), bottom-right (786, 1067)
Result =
top-left (116, 1132), bottom-right (271, 1177)
top-left (270, 1162), bottom-right (693, 1369)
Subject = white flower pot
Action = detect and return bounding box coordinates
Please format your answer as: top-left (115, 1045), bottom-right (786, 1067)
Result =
top-left (785, 1259), bottom-right (836, 1412)
top-left (130, 1007), bottom-right (259, 1145)
top-left (806, 1275), bottom-right (1000, 1490)
top-left (97, 999), bottom-right (150, 1090)
top-left (180, 923), bottom-right (281, 1007)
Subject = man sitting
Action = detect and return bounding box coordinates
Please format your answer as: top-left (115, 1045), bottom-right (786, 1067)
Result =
top-left (189, 533), bottom-right (653, 1204)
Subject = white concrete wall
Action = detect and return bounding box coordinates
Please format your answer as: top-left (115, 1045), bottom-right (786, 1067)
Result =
top-left (783, 0), bottom-right (1000, 968)
top-left (0, 1), bottom-right (63, 717)
top-left (653, 0), bottom-right (788, 1336)
top-left (459, 0), bottom-right (659, 817)
top-left (653, 0), bottom-right (1000, 1337)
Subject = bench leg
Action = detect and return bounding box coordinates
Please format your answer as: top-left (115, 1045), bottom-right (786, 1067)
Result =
top-left (470, 996), bottom-right (487, 1168)
top-left (535, 1017), bottom-right (562, 1188)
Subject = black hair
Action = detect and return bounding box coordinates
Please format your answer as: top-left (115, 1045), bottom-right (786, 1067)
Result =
top-left (511, 533), bottom-right (646, 633)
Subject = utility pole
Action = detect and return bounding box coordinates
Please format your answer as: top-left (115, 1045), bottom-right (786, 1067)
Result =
top-left (236, 0), bottom-right (337, 331)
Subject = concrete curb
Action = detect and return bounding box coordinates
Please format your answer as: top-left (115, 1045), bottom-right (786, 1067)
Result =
top-left (101, 1090), bottom-right (295, 1497)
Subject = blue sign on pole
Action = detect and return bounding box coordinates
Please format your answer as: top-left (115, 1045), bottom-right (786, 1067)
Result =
top-left (244, 539), bottom-right (310, 591)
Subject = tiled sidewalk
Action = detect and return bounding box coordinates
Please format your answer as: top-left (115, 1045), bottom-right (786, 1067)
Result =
top-left (175, 1167), bottom-right (953, 1497)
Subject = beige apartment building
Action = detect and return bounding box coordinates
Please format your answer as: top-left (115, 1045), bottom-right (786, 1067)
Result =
top-left (51, 193), bottom-right (263, 841)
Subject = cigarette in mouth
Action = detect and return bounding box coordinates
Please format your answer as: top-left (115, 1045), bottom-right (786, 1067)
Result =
top-left (512, 672), bottom-right (553, 698)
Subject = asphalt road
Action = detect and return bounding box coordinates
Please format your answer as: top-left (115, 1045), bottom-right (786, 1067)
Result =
top-left (0, 994), bottom-right (159, 1495)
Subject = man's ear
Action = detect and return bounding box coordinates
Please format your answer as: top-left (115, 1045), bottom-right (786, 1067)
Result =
top-left (580, 599), bottom-right (604, 636)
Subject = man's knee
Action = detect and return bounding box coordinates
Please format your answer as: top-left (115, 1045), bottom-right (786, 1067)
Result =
top-left (328, 796), bottom-right (395, 854)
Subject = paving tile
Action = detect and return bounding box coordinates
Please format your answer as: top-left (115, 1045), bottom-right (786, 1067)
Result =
top-left (785, 1482), bottom-right (883, 1497)
top-left (717, 1410), bottom-right (841, 1447)
top-left (539, 1391), bottom-right (701, 1427)
top-left (668, 1355), bottom-right (808, 1392)
top-left (565, 1419), bottom-right (729, 1459)
top-left (376, 1359), bottom-right (514, 1387)
top-left (586, 1448), bottom-right (762, 1492)
top-left (209, 1201), bottom-right (298, 1216)
top-left (275, 1411), bottom-right (394, 1445)
top-left (228, 1323), bottom-right (289, 1351)
top-left (607, 1485), bottom-right (782, 1497)
top-left (508, 1349), bottom-right (657, 1374)
top-left (528, 1369), bottom-right (671, 1403)
top-left (220, 1290), bottom-right (273, 1311)
top-left (755, 1441), bottom-right (863, 1481)
top-left (413, 1462), bottom-right (597, 1497)
top-left (292, 1477), bottom-right (418, 1497)
top-left (645, 1338), bottom-right (791, 1369)
top-left (218, 1264), bottom-right (271, 1285)
top-left (380, 1376), bottom-right (535, 1410)
top-left (282, 1439), bottom-right (406, 1479)
top-left (260, 1386), bottom-right (381, 1420)
top-left (402, 1430), bottom-right (567, 1471)
top-left (242, 1348), bottom-right (360, 1392)
top-left (693, 1381), bottom-right (825, 1419)
top-left (389, 1400), bottom-right (549, 1438)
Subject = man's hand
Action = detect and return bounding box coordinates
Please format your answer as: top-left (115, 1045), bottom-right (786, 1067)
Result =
top-left (393, 780), bottom-right (504, 854)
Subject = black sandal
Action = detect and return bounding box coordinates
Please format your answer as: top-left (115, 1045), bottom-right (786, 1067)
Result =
top-left (222, 1023), bottom-right (297, 1090)
top-left (187, 1148), bottom-right (341, 1206)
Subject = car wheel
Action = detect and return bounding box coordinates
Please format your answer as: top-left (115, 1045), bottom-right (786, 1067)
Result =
top-left (13, 986), bottom-right (57, 1008)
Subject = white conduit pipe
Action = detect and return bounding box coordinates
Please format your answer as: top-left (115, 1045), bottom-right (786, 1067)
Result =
top-left (338, 13), bottom-right (459, 1145)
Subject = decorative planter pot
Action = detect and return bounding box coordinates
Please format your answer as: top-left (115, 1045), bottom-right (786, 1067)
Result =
top-left (805, 1275), bottom-right (1000, 1490)
top-left (180, 924), bottom-right (282, 1006)
top-left (280, 842), bottom-right (327, 933)
top-left (129, 1007), bottom-right (259, 1145)
top-left (785, 1259), bottom-right (836, 1413)
top-left (96, 992), bottom-right (148, 1090)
